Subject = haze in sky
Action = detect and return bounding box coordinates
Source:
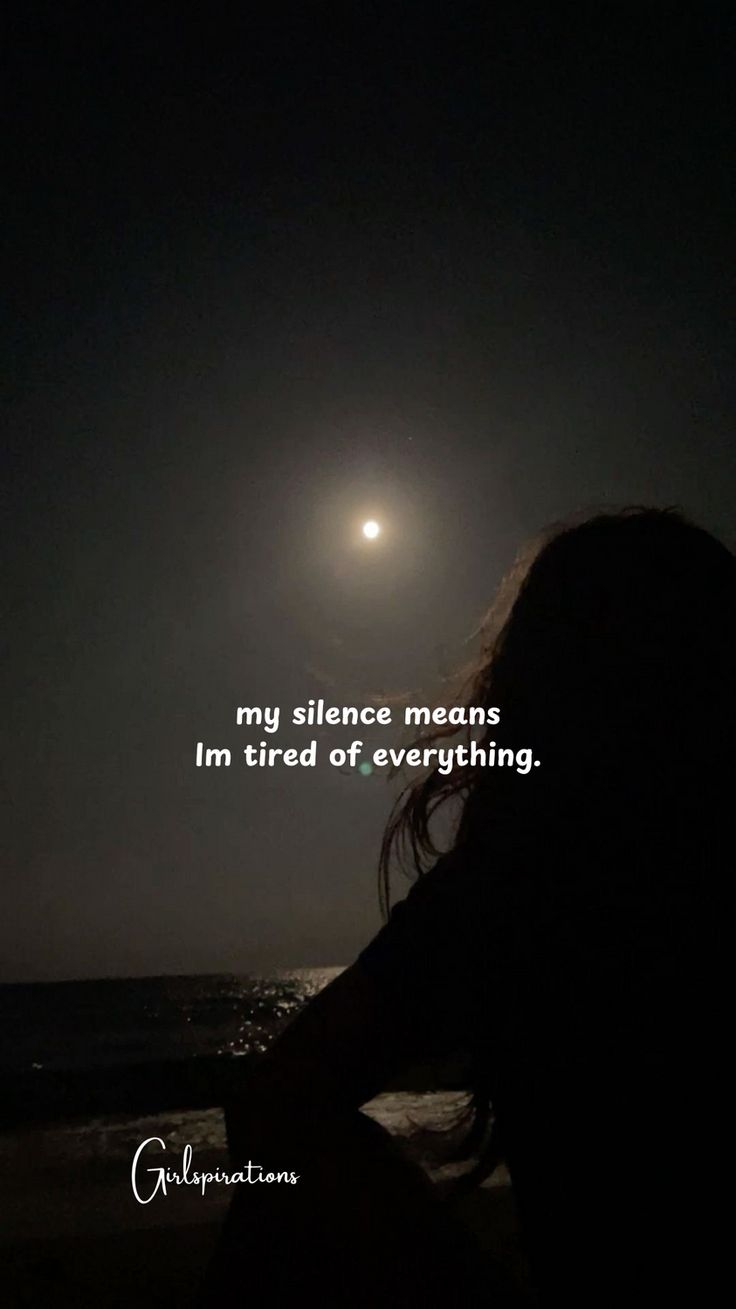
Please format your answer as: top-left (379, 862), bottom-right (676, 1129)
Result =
top-left (4, 7), bottom-right (735, 980)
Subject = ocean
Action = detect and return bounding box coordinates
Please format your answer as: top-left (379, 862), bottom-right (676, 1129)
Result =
top-left (0, 969), bottom-right (487, 1188)
top-left (0, 969), bottom-right (344, 1073)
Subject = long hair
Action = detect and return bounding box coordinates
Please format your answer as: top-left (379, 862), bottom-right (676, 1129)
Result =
top-left (378, 506), bottom-right (736, 1187)
top-left (380, 506), bottom-right (735, 905)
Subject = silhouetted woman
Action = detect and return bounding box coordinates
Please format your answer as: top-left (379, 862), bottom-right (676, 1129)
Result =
top-left (200, 507), bottom-right (734, 1306)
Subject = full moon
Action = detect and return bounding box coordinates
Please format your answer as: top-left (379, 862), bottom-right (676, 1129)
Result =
top-left (362, 520), bottom-right (380, 539)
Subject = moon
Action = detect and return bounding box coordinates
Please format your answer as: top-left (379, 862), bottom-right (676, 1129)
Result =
top-left (362, 519), bottom-right (380, 540)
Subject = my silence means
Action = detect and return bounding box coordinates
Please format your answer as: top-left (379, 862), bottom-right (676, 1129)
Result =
top-left (239, 700), bottom-right (501, 730)
top-left (193, 700), bottom-right (539, 776)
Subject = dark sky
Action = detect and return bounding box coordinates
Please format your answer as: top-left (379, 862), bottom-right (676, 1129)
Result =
top-left (4, 6), bottom-right (735, 981)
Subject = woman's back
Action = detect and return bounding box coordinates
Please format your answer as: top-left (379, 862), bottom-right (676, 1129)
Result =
top-left (494, 831), bottom-right (726, 1303)
top-left (362, 785), bottom-right (729, 1303)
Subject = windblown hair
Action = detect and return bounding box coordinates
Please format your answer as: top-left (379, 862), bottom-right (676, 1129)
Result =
top-left (380, 505), bottom-right (736, 910)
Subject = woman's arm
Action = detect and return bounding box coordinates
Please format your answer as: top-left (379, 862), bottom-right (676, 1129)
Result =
top-left (232, 958), bottom-right (413, 1118)
top-left (227, 846), bottom-right (484, 1145)
top-left (221, 957), bottom-right (436, 1218)
top-left (199, 957), bottom-right (495, 1306)
top-left (199, 856), bottom-right (500, 1305)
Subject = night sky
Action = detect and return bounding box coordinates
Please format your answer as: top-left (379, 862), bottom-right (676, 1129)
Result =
top-left (4, 7), bottom-right (735, 981)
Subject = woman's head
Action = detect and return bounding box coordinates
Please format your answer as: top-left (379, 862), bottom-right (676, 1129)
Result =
top-left (380, 507), bottom-right (736, 904)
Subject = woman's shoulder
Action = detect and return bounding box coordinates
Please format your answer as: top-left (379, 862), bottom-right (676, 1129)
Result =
top-left (357, 843), bottom-right (516, 1006)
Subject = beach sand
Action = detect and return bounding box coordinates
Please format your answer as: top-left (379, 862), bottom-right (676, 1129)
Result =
top-left (1, 1102), bottom-right (529, 1306)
